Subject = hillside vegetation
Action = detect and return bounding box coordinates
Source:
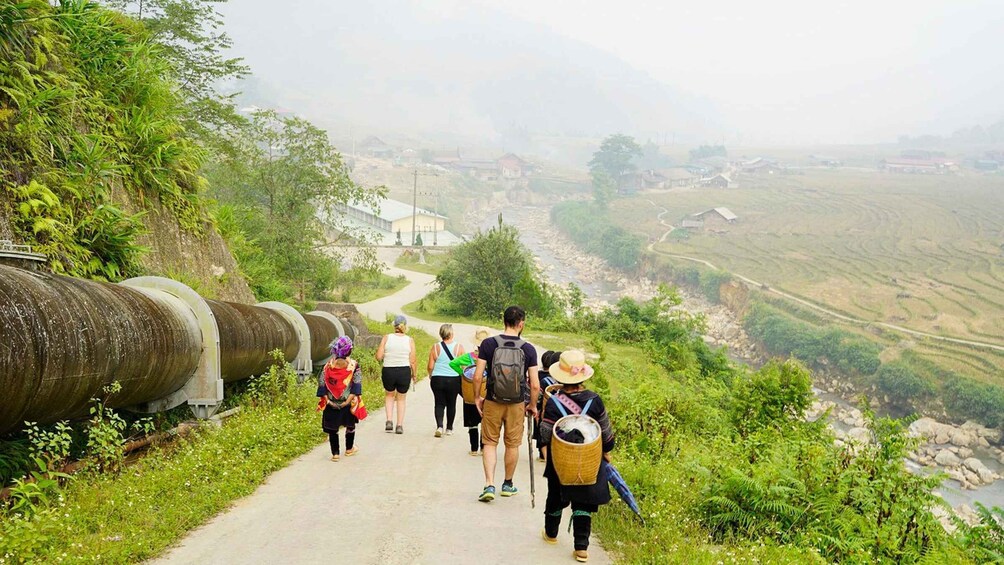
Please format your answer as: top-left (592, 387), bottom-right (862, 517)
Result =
top-left (424, 229), bottom-right (1001, 563)
top-left (0, 1), bottom-right (208, 280)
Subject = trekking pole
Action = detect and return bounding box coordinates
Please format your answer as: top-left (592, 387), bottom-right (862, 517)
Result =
top-left (527, 413), bottom-right (535, 509)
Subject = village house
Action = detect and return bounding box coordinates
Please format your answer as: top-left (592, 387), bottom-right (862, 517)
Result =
top-left (640, 169), bottom-right (668, 189)
top-left (691, 207), bottom-right (738, 227)
top-left (497, 153), bottom-right (532, 178)
top-left (701, 173), bottom-right (734, 189)
top-left (358, 136), bottom-right (395, 159)
top-left (737, 157), bottom-right (783, 174)
top-left (879, 157), bottom-right (957, 174)
top-left (452, 159), bottom-right (498, 181)
top-left (662, 167), bottom-right (701, 188)
top-left (637, 168), bottom-right (701, 189)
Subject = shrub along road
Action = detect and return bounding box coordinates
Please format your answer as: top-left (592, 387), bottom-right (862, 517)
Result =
top-left (151, 263), bottom-right (612, 564)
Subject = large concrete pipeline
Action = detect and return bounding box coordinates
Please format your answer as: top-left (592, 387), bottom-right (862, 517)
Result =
top-left (0, 265), bottom-right (346, 434)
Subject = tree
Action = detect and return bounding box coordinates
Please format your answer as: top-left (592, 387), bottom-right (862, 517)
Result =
top-left (102, 0), bottom-right (250, 141)
top-left (588, 134), bottom-right (642, 180)
top-left (434, 217), bottom-right (557, 318)
top-left (591, 170), bottom-right (616, 209)
top-left (205, 110), bottom-right (383, 302)
top-left (395, 229), bottom-right (403, 246)
top-left (414, 233), bottom-right (423, 246)
top-left (689, 144), bottom-right (726, 161)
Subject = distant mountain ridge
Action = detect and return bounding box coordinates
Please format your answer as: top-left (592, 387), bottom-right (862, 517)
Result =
top-left (221, 0), bottom-right (717, 146)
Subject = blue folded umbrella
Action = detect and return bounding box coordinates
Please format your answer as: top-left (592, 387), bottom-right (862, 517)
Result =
top-left (602, 461), bottom-right (645, 524)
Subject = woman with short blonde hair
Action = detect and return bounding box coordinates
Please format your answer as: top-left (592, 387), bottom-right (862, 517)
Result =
top-left (376, 315), bottom-right (416, 434)
top-left (427, 323), bottom-right (465, 437)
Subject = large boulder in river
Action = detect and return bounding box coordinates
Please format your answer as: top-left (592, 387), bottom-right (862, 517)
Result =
top-left (963, 457), bottom-right (996, 485)
top-left (951, 429), bottom-right (976, 447)
top-left (934, 450), bottom-right (962, 467)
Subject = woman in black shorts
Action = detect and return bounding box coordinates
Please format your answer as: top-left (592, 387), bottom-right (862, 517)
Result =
top-left (376, 315), bottom-right (416, 434)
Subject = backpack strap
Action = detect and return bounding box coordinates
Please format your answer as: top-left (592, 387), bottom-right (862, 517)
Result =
top-left (440, 341), bottom-right (455, 361)
top-left (550, 395), bottom-right (569, 417)
top-left (582, 398), bottom-right (594, 415)
top-left (494, 335), bottom-right (525, 348)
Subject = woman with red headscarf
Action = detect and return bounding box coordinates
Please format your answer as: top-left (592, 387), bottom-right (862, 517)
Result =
top-left (318, 336), bottom-right (367, 461)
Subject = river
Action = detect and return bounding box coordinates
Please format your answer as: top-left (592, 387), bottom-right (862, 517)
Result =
top-left (481, 204), bottom-right (1004, 513)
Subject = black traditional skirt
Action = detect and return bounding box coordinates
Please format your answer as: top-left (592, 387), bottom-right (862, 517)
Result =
top-left (322, 403), bottom-right (358, 433)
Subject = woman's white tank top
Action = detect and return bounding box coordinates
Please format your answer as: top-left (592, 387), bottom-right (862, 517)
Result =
top-left (383, 333), bottom-right (411, 367)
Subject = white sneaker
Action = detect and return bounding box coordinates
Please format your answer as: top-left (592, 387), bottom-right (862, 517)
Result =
top-left (435, 427), bottom-right (444, 438)
top-left (445, 429), bottom-right (454, 436)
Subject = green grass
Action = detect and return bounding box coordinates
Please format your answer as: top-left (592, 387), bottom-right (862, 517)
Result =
top-left (394, 250), bottom-right (449, 276)
top-left (401, 295), bottom-right (496, 328)
top-left (333, 271), bottom-right (408, 304)
top-left (0, 384), bottom-right (324, 564)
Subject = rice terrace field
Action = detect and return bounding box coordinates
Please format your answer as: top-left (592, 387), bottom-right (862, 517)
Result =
top-left (613, 168), bottom-right (1004, 385)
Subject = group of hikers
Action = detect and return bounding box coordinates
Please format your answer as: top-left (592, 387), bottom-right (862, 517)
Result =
top-left (316, 306), bottom-right (614, 563)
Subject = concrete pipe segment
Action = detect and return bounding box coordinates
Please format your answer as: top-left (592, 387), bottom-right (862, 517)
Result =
top-left (0, 265), bottom-right (344, 434)
top-left (206, 300), bottom-right (300, 382)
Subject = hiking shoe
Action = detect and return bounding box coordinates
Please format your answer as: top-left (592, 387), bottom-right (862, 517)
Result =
top-left (435, 427), bottom-right (443, 438)
top-left (541, 529), bottom-right (558, 545)
top-left (344, 447), bottom-right (358, 457)
top-left (385, 420), bottom-right (393, 432)
top-left (500, 483), bottom-right (518, 497)
top-left (330, 455), bottom-right (340, 462)
top-left (573, 549), bottom-right (588, 562)
top-left (395, 425), bottom-right (404, 434)
top-left (478, 486), bottom-right (496, 502)
top-left (445, 429), bottom-right (454, 436)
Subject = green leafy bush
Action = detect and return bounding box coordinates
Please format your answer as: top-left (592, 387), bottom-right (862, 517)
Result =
top-left (551, 201), bottom-right (644, 270)
top-left (942, 378), bottom-right (1004, 428)
top-left (729, 359), bottom-right (813, 438)
top-left (432, 217), bottom-right (560, 318)
top-left (874, 362), bottom-right (934, 411)
top-left (744, 302), bottom-right (881, 375)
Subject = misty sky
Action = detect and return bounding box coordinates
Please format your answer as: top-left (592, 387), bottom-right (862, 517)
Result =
top-left (221, 0), bottom-right (1004, 146)
top-left (472, 0), bottom-right (1004, 144)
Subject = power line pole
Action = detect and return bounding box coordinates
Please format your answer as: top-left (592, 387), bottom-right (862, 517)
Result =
top-left (411, 168), bottom-right (418, 246)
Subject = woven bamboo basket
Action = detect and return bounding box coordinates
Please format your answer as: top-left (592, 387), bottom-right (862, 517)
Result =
top-left (551, 415), bottom-right (602, 486)
top-left (542, 383), bottom-right (563, 402)
top-left (461, 372), bottom-right (487, 404)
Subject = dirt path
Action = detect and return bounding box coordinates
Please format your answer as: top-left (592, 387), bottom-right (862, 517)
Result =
top-left (645, 200), bottom-right (1004, 353)
top-left (150, 261), bottom-right (613, 564)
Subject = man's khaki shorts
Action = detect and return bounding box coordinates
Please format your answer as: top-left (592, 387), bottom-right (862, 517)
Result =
top-left (480, 400), bottom-right (525, 448)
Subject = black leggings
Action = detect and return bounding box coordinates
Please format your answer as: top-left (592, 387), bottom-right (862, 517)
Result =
top-left (328, 427), bottom-right (355, 455)
top-left (430, 376), bottom-right (461, 429)
top-left (544, 473), bottom-right (597, 550)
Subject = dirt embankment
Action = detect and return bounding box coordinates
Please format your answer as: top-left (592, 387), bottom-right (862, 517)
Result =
top-left (0, 191), bottom-right (254, 303)
top-left (130, 197), bottom-right (253, 303)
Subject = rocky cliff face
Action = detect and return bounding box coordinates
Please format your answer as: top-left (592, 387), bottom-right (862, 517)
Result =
top-left (130, 198), bottom-right (254, 303)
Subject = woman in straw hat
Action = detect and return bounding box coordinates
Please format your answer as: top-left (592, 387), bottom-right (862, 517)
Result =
top-left (460, 327), bottom-right (491, 455)
top-left (538, 350), bottom-right (614, 563)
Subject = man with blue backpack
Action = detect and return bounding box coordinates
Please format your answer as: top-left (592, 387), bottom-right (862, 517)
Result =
top-left (472, 305), bottom-right (541, 502)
